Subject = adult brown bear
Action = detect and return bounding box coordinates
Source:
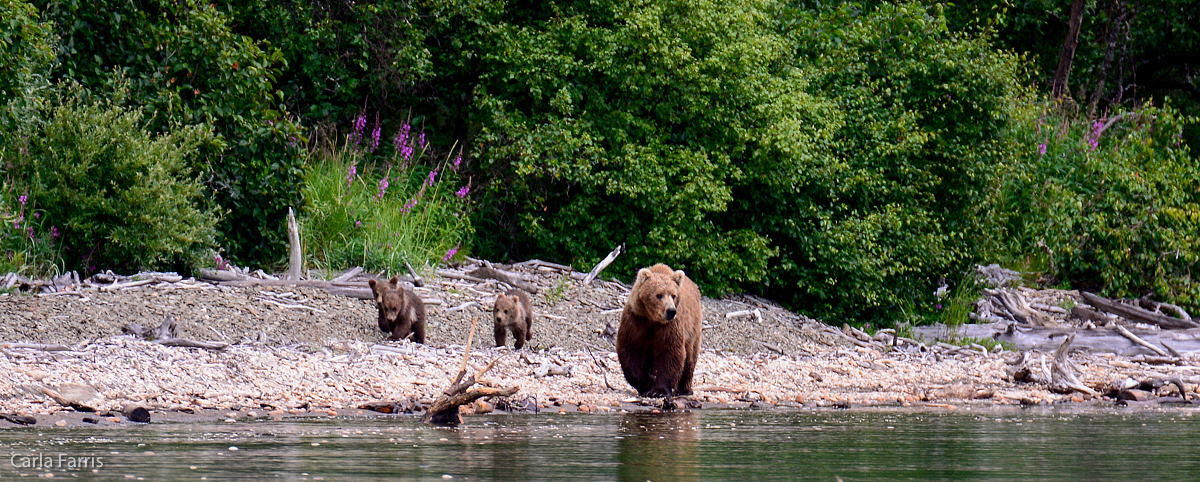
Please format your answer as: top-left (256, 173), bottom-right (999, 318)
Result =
top-left (616, 264), bottom-right (703, 398)
top-left (368, 276), bottom-right (427, 343)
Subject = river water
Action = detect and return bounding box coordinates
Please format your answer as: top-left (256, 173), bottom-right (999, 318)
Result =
top-left (3, 407), bottom-right (1198, 480)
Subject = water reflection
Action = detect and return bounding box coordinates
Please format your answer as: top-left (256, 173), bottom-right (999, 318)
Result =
top-left (617, 411), bottom-right (701, 481)
top-left (2, 409), bottom-right (1198, 480)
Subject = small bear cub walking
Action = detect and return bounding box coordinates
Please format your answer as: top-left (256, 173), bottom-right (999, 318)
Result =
top-left (368, 276), bottom-right (427, 343)
top-left (493, 288), bottom-right (533, 349)
top-left (616, 264), bottom-right (703, 398)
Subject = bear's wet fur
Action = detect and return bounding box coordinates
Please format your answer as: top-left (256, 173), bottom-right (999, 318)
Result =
top-left (368, 276), bottom-right (427, 343)
top-left (616, 264), bottom-right (703, 398)
top-left (494, 289), bottom-right (533, 349)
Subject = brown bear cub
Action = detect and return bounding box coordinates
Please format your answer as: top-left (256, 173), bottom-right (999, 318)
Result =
top-left (494, 289), bottom-right (533, 349)
top-left (616, 264), bottom-right (703, 398)
top-left (368, 276), bottom-right (427, 344)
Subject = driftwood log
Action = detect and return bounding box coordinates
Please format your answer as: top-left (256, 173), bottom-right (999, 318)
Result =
top-left (1046, 333), bottom-right (1097, 395)
top-left (467, 262), bottom-right (539, 294)
top-left (583, 244), bottom-right (624, 286)
top-left (423, 317), bottom-right (519, 426)
top-left (1081, 292), bottom-right (1200, 329)
top-left (125, 316), bottom-right (229, 351)
top-left (286, 207), bottom-right (303, 280)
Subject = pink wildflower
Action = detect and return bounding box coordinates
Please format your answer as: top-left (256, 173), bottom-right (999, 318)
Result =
top-left (443, 244), bottom-right (459, 262)
top-left (1038, 144), bottom-right (1046, 156)
top-left (347, 163), bottom-right (357, 187)
top-left (377, 177), bottom-right (389, 200)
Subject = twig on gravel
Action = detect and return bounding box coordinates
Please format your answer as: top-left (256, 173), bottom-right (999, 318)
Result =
top-left (1, 343), bottom-right (73, 352)
top-left (254, 296), bottom-right (328, 313)
top-left (751, 339), bottom-right (787, 356)
top-left (447, 301), bottom-right (483, 313)
top-left (727, 309), bottom-right (763, 323)
top-left (153, 339), bottom-right (229, 350)
top-left (1114, 325), bottom-right (1168, 356)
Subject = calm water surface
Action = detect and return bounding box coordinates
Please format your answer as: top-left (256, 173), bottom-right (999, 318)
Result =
top-left (2, 407), bottom-right (1198, 480)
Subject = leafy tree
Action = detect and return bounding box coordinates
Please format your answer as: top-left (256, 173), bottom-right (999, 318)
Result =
top-left (34, 0), bottom-right (306, 266)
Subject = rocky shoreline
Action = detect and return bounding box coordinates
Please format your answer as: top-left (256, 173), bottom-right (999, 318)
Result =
top-left (2, 262), bottom-right (1199, 427)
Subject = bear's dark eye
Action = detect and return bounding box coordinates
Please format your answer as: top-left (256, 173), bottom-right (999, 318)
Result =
top-left (656, 294), bottom-right (663, 300)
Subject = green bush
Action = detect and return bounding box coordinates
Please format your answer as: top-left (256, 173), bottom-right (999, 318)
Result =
top-left (8, 85), bottom-right (219, 274)
top-left (750, 2), bottom-right (1027, 325)
top-left (998, 101), bottom-right (1200, 311)
top-left (469, 1), bottom-right (1027, 326)
top-left (34, 0), bottom-right (306, 267)
top-left (302, 115), bottom-right (473, 275)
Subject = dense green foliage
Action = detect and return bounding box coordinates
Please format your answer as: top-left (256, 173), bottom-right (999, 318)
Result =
top-left (33, 0), bottom-right (306, 266)
top-left (2, 0), bottom-right (1198, 325)
top-left (7, 85), bottom-right (219, 274)
top-left (1000, 101), bottom-right (1200, 307)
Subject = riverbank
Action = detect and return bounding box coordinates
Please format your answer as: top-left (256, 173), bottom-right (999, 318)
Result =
top-left (2, 262), bottom-right (1198, 425)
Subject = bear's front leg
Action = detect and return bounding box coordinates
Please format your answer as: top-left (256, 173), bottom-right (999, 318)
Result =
top-left (644, 346), bottom-right (686, 398)
top-left (390, 320), bottom-right (412, 342)
top-left (511, 325), bottom-right (527, 350)
top-left (494, 324), bottom-right (507, 348)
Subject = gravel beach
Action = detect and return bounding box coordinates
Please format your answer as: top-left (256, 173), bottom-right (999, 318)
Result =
top-left (2, 261), bottom-right (1198, 426)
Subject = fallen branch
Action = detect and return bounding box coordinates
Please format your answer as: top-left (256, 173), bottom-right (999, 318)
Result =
top-left (286, 207), bottom-right (303, 280)
top-left (583, 244), bottom-right (624, 286)
top-left (424, 317), bottom-right (520, 426)
top-left (36, 386), bottom-right (97, 412)
top-left (1048, 333), bottom-right (1098, 395)
top-left (255, 297), bottom-right (328, 313)
top-left (1082, 292), bottom-right (1200, 329)
top-left (751, 338), bottom-right (787, 356)
top-left (727, 309), bottom-right (763, 323)
top-left (446, 301), bottom-right (483, 313)
top-left (1114, 324), bottom-right (1168, 356)
top-left (1, 343), bottom-right (72, 352)
top-left (153, 338), bottom-right (229, 350)
top-left (331, 267), bottom-right (363, 283)
top-left (404, 260), bottom-right (425, 288)
top-left (467, 266), bottom-right (539, 294)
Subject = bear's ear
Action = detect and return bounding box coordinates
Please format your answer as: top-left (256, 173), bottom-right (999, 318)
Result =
top-left (368, 279), bottom-right (378, 289)
top-left (671, 270), bottom-right (686, 284)
top-left (389, 276), bottom-right (400, 287)
top-left (635, 268), bottom-right (652, 286)
top-left (511, 295), bottom-right (521, 304)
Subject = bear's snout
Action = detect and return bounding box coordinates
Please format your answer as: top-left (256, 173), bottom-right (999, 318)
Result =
top-left (665, 307), bottom-right (677, 320)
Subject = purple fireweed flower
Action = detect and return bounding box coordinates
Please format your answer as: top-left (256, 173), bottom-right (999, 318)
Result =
top-left (455, 184), bottom-right (470, 199)
top-left (27, 227), bottom-right (33, 238)
top-left (401, 185), bottom-right (427, 214)
top-left (377, 177), bottom-right (389, 200)
top-left (51, 226), bottom-right (60, 238)
top-left (367, 112), bottom-right (381, 152)
top-left (443, 244), bottom-right (459, 262)
top-left (1038, 144), bottom-right (1046, 156)
top-left (401, 143), bottom-right (414, 162)
top-left (347, 163), bottom-right (357, 187)
top-left (427, 170), bottom-right (438, 186)
top-left (19, 195), bottom-right (27, 206)
top-left (355, 220), bottom-right (362, 228)
top-left (418, 131), bottom-right (426, 149)
top-left (33, 212), bottom-right (39, 218)
top-left (452, 154), bottom-right (462, 172)
top-left (352, 114), bottom-right (367, 145)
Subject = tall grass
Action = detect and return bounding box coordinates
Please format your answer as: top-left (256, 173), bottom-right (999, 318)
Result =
top-left (301, 115), bottom-right (473, 276)
top-left (0, 180), bottom-right (63, 277)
